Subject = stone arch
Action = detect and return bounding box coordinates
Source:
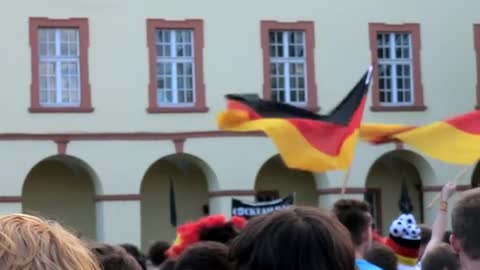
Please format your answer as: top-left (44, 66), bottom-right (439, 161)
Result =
top-left (365, 150), bottom-right (434, 235)
top-left (22, 155), bottom-right (99, 240)
top-left (255, 155), bottom-right (318, 206)
top-left (140, 153), bottom-right (214, 250)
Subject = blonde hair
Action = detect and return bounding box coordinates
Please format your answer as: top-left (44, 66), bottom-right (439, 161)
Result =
top-left (0, 214), bottom-right (100, 270)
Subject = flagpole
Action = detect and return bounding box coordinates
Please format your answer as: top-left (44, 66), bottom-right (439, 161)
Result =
top-left (169, 176), bottom-right (178, 227)
top-left (426, 164), bottom-right (472, 209)
top-left (341, 167), bottom-right (352, 196)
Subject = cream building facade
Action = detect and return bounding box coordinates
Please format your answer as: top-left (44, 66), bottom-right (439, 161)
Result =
top-left (0, 0), bottom-right (479, 250)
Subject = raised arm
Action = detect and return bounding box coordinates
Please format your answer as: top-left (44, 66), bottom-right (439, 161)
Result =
top-left (422, 182), bottom-right (456, 257)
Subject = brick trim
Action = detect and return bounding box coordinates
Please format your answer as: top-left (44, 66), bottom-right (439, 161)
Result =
top-left (55, 140), bottom-right (69, 155)
top-left (173, 139), bottom-right (185, 153)
top-left (261, 21), bottom-right (319, 112)
top-left (208, 190), bottom-right (257, 198)
top-left (29, 18), bottom-right (93, 113)
top-left (0, 130), bottom-right (264, 141)
top-left (422, 185), bottom-right (471, 192)
top-left (317, 187), bottom-right (366, 195)
top-left (95, 194), bottom-right (141, 201)
top-left (0, 196), bottom-right (23, 203)
top-left (474, 24), bottom-right (480, 109)
top-left (146, 19), bottom-right (207, 113)
top-left (368, 23), bottom-right (426, 112)
top-left (366, 188), bottom-right (383, 233)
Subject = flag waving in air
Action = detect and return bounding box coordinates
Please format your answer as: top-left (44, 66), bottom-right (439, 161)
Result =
top-left (359, 110), bottom-right (480, 165)
top-left (217, 66), bottom-right (373, 172)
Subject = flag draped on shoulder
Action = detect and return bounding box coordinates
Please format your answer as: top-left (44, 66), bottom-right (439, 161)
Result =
top-left (217, 66), bottom-right (373, 172)
top-left (360, 110), bottom-right (480, 165)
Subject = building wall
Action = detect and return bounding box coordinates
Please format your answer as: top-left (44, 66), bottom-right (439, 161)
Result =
top-left (23, 158), bottom-right (97, 240)
top-left (0, 0), bottom-right (478, 247)
top-left (0, 0), bottom-right (478, 133)
top-left (141, 156), bottom-right (209, 250)
top-left (255, 155), bottom-right (318, 207)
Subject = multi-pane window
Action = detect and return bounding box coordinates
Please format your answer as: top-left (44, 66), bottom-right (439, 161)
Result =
top-left (377, 33), bottom-right (413, 105)
top-left (155, 29), bottom-right (195, 106)
top-left (38, 28), bottom-right (80, 106)
top-left (269, 31), bottom-right (307, 105)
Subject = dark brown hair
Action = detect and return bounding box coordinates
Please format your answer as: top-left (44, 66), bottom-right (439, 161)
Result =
top-left (452, 188), bottom-right (480, 259)
top-left (365, 243), bottom-right (397, 270)
top-left (160, 259), bottom-right (176, 270)
top-left (229, 206), bottom-right (355, 270)
top-left (120, 243), bottom-right (147, 270)
top-left (90, 244), bottom-right (142, 270)
top-left (419, 224), bottom-right (432, 246)
top-left (149, 241), bottom-right (170, 266)
top-left (174, 241), bottom-right (230, 270)
top-left (333, 199), bottom-right (372, 246)
top-left (422, 243), bottom-right (460, 270)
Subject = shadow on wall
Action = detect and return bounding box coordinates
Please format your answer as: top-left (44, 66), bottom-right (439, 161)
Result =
top-left (255, 155), bottom-right (318, 207)
top-left (140, 153), bottom-right (213, 251)
top-left (472, 162), bottom-right (480, 187)
top-left (365, 150), bottom-right (434, 235)
top-left (22, 155), bottom-right (98, 241)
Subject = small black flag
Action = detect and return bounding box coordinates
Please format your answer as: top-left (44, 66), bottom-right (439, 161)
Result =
top-left (399, 178), bottom-right (413, 213)
top-left (169, 177), bottom-right (177, 227)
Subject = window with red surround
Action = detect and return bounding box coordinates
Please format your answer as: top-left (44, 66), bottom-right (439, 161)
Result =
top-left (29, 18), bottom-right (92, 113)
top-left (474, 24), bottom-right (480, 109)
top-left (261, 21), bottom-right (318, 111)
top-left (368, 23), bottom-right (426, 112)
top-left (146, 19), bottom-right (207, 113)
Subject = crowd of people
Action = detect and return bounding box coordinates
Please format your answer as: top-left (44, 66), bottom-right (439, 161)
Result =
top-left (0, 183), bottom-right (478, 270)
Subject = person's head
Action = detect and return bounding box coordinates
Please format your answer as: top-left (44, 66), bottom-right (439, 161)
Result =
top-left (364, 243), bottom-right (398, 270)
top-left (167, 215), bottom-right (246, 258)
top-left (0, 214), bottom-right (100, 270)
top-left (451, 188), bottom-right (480, 265)
top-left (333, 199), bottom-right (372, 254)
top-left (443, 230), bottom-right (452, 244)
top-left (120, 243), bottom-right (147, 270)
top-left (229, 206), bottom-right (355, 270)
top-left (160, 259), bottom-right (176, 270)
top-left (419, 224), bottom-right (432, 259)
top-left (91, 243), bottom-right (142, 270)
top-left (421, 243), bottom-right (461, 270)
top-left (174, 241), bottom-right (230, 270)
top-left (149, 241), bottom-right (171, 266)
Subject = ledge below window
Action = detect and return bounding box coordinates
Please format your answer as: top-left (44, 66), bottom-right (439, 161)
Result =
top-left (370, 105), bottom-right (427, 112)
top-left (29, 106), bottom-right (94, 113)
top-left (147, 106), bottom-right (209, 113)
top-left (304, 105), bottom-right (321, 113)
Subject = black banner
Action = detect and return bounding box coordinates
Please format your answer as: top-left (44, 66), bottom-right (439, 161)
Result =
top-left (231, 195), bottom-right (294, 219)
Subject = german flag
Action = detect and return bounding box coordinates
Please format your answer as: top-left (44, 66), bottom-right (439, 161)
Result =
top-left (393, 110), bottom-right (480, 164)
top-left (359, 123), bottom-right (415, 144)
top-left (217, 67), bottom-right (373, 172)
top-left (359, 111), bottom-right (480, 165)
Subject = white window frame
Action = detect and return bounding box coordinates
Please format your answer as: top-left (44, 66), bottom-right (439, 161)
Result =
top-left (270, 31), bottom-right (308, 106)
top-left (378, 32), bottom-right (415, 106)
top-left (38, 28), bottom-right (81, 107)
top-left (156, 29), bottom-right (196, 107)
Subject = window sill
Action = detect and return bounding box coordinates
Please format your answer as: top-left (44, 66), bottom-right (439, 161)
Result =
top-left (147, 106), bottom-right (209, 113)
top-left (29, 106), bottom-right (94, 113)
top-left (370, 105), bottom-right (427, 112)
top-left (290, 104), bottom-right (320, 113)
top-left (304, 105), bottom-right (320, 113)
